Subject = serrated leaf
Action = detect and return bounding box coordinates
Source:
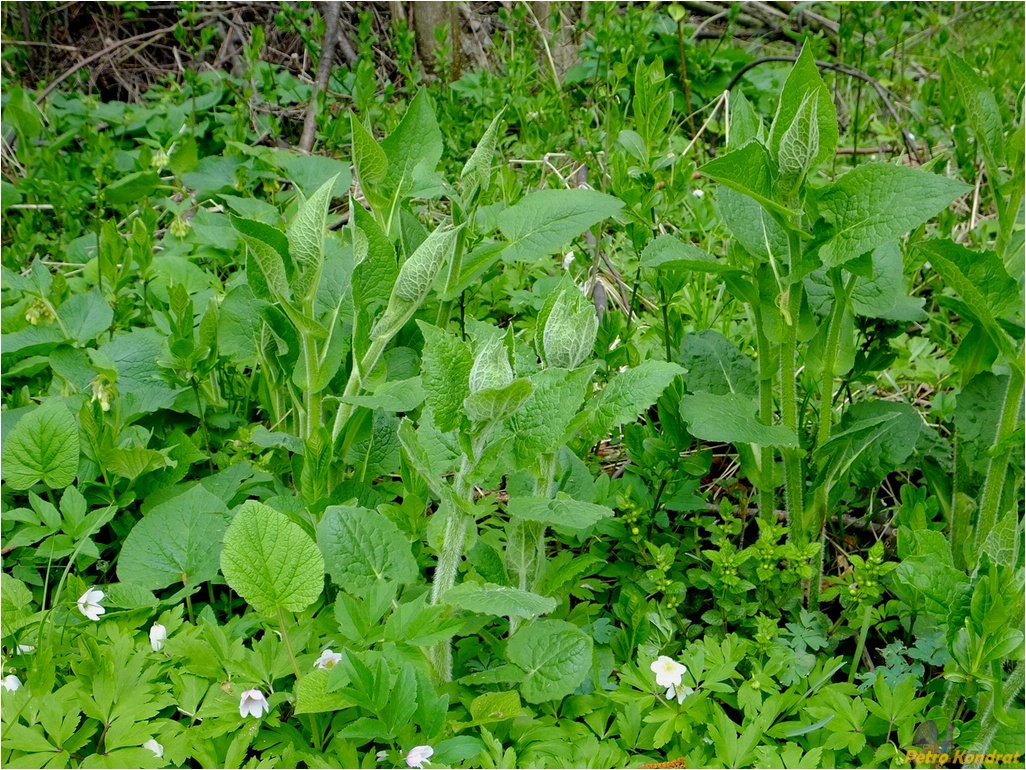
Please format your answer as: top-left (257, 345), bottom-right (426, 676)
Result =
top-left (506, 494), bottom-right (615, 535)
top-left (769, 45), bottom-right (837, 170)
top-left (444, 582), bottom-right (557, 619)
top-left (817, 166), bottom-right (970, 268)
top-left (417, 322), bottom-right (473, 432)
top-left (587, 361), bottom-right (684, 435)
top-left (1, 573), bottom-right (35, 638)
top-left (497, 189), bottom-right (624, 264)
top-left (824, 400), bottom-right (923, 488)
top-left (847, 242), bottom-right (927, 321)
top-left (317, 505), bottom-right (418, 591)
top-left (510, 367), bottom-right (594, 465)
top-left (1, 399), bottom-right (79, 490)
top-left (118, 485), bottom-right (229, 590)
top-left (680, 391), bottom-right (798, 447)
top-left (220, 500), bottom-right (324, 615)
top-left (506, 619), bottom-right (593, 703)
top-left (294, 669), bottom-right (356, 714)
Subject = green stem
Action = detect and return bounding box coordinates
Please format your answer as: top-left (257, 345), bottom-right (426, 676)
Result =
top-left (815, 272), bottom-right (854, 450)
top-left (276, 606), bottom-right (302, 679)
top-left (301, 332), bottom-right (323, 441)
top-left (659, 283), bottom-right (672, 362)
top-left (780, 281), bottom-right (805, 538)
top-left (755, 309), bottom-right (776, 520)
top-left (331, 335), bottom-right (388, 442)
top-left (191, 377), bottom-right (214, 472)
top-left (428, 436), bottom-right (485, 681)
top-left (972, 363), bottom-right (1024, 560)
top-left (847, 602), bottom-right (873, 684)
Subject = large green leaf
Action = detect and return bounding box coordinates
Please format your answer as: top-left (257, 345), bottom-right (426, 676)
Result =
top-left (287, 174), bottom-right (339, 302)
top-left (847, 242), bottom-right (926, 321)
top-left (317, 505), bottom-right (418, 592)
top-left (57, 290), bottom-right (113, 343)
top-left (460, 109), bottom-right (505, 201)
top-left (680, 391), bottom-right (798, 447)
top-left (769, 44), bottom-right (837, 170)
top-left (717, 187), bottom-right (789, 263)
top-left (464, 378), bottom-right (534, 424)
top-left (506, 494), bottom-right (615, 535)
top-left (640, 235), bottom-right (739, 274)
top-left (418, 322), bottom-right (473, 432)
top-left (118, 485), bottom-right (229, 590)
top-left (587, 361), bottom-right (684, 435)
top-left (220, 500), bottom-right (325, 615)
top-left (678, 330), bottom-right (758, 397)
top-left (946, 55), bottom-right (1005, 175)
top-left (699, 142), bottom-right (793, 219)
top-left (917, 239), bottom-right (1022, 366)
top-left (816, 165), bottom-right (970, 268)
top-left (380, 89), bottom-right (443, 199)
top-left (497, 189), bottom-right (624, 264)
top-left (1, 399), bottom-right (79, 490)
top-left (510, 367), bottom-right (594, 466)
top-left (506, 620), bottom-right (592, 703)
top-left (232, 215), bottom-right (292, 303)
top-left (954, 372), bottom-right (1009, 474)
top-left (444, 582), bottom-right (557, 619)
top-left (105, 171), bottom-right (163, 204)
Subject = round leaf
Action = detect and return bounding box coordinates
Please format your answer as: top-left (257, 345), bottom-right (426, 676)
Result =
top-left (220, 500), bottom-right (325, 615)
top-left (317, 505), bottom-right (418, 592)
top-left (1, 399), bottom-right (79, 490)
top-left (506, 619), bottom-right (592, 703)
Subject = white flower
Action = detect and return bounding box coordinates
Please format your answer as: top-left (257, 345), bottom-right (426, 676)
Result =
top-left (562, 251), bottom-right (575, 270)
top-left (144, 738), bottom-right (164, 758)
top-left (77, 588), bottom-right (105, 621)
top-left (16, 644), bottom-right (34, 654)
top-left (675, 685), bottom-right (695, 704)
top-left (406, 745), bottom-right (434, 769)
top-left (150, 624), bottom-right (167, 652)
top-left (2, 674), bottom-right (22, 692)
top-left (314, 648), bottom-right (343, 670)
top-left (692, 188), bottom-right (705, 199)
top-left (376, 750), bottom-right (389, 763)
top-left (650, 655), bottom-right (687, 690)
top-left (239, 689), bottom-right (269, 719)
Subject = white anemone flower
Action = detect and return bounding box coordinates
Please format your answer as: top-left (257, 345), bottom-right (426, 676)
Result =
top-left (239, 689), bottom-right (269, 719)
top-left (406, 745), bottom-right (434, 769)
top-left (2, 674), bottom-right (22, 692)
top-left (675, 685), bottom-right (695, 704)
top-left (562, 251), bottom-right (575, 270)
top-left (16, 644), bottom-right (34, 654)
top-left (650, 655), bottom-right (687, 690)
top-left (149, 624), bottom-right (167, 651)
top-left (314, 649), bottom-right (343, 670)
top-left (77, 588), bottom-right (105, 621)
top-left (149, 624), bottom-right (167, 652)
top-left (144, 738), bottom-right (164, 758)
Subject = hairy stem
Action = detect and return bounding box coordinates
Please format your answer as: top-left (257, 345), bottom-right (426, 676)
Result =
top-left (972, 364), bottom-right (1024, 560)
top-left (331, 335), bottom-right (388, 442)
top-left (755, 309), bottom-right (776, 520)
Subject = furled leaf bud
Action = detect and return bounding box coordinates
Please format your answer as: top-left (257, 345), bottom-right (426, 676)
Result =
top-left (542, 285), bottom-right (598, 369)
top-left (469, 337), bottom-right (513, 393)
top-left (778, 91), bottom-right (820, 183)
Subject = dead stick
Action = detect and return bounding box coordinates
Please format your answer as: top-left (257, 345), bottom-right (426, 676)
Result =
top-left (299, 1), bottom-right (342, 153)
